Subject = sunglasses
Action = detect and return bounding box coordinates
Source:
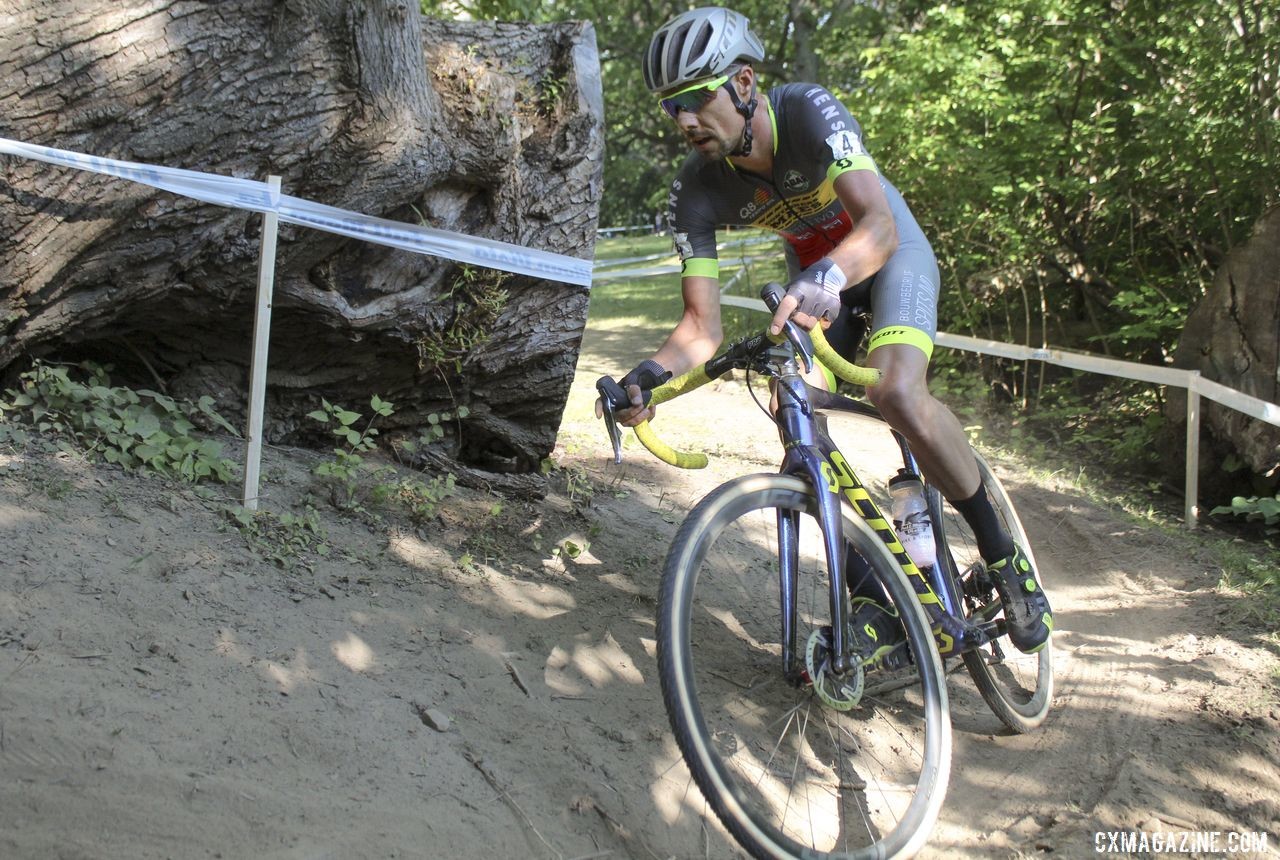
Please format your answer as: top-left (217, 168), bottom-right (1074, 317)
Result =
top-left (658, 74), bottom-right (730, 118)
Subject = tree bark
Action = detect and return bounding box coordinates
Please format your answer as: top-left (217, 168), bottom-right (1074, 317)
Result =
top-left (1166, 206), bottom-right (1280, 497)
top-left (0, 1), bottom-right (604, 477)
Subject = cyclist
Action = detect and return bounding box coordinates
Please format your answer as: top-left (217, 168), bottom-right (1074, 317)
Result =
top-left (600, 6), bottom-right (1053, 654)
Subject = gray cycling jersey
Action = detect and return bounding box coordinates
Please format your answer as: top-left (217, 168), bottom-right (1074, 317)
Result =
top-left (667, 83), bottom-right (939, 354)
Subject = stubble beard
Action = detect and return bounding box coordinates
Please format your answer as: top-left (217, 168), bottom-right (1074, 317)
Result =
top-left (693, 126), bottom-right (744, 162)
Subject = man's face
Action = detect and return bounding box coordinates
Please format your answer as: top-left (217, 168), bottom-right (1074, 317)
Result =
top-left (662, 78), bottom-right (744, 161)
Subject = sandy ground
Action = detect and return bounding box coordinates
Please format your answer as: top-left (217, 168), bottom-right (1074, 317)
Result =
top-left (1, 314), bottom-right (1277, 860)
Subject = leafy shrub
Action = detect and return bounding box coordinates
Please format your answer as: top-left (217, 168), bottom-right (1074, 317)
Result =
top-left (0, 360), bottom-right (237, 483)
top-left (225, 504), bottom-right (330, 570)
top-left (1211, 494), bottom-right (1280, 534)
top-left (308, 395), bottom-right (456, 522)
top-left (308, 395), bottom-right (396, 511)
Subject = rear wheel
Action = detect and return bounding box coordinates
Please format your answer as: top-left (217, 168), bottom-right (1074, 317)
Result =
top-left (657, 473), bottom-right (950, 859)
top-left (930, 452), bottom-right (1053, 732)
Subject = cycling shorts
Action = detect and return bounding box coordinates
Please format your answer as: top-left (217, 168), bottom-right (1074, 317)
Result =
top-left (816, 230), bottom-right (940, 363)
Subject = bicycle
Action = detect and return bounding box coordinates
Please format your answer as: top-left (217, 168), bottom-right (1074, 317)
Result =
top-left (596, 283), bottom-right (1053, 859)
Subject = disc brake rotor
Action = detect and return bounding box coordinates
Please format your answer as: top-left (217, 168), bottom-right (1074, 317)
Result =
top-left (805, 626), bottom-right (865, 711)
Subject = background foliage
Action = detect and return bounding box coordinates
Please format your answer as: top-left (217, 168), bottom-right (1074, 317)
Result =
top-left (422, 0), bottom-right (1279, 510)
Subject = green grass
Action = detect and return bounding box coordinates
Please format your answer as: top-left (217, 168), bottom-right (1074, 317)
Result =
top-left (589, 230), bottom-right (787, 341)
top-left (592, 226), bottom-right (776, 263)
top-left (592, 232), bottom-right (677, 261)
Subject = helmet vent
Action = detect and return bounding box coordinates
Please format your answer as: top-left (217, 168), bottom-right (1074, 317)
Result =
top-left (643, 7), bottom-right (764, 93)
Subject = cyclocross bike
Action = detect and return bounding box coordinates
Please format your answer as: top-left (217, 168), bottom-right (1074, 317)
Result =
top-left (596, 283), bottom-right (1053, 860)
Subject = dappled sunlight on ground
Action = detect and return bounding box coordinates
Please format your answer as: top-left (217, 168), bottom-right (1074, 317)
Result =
top-left (0, 280), bottom-right (1275, 859)
top-left (214, 626), bottom-right (353, 694)
top-left (331, 632), bottom-right (375, 673)
top-left (0, 501), bottom-right (41, 528)
top-left (386, 531), bottom-right (453, 570)
top-left (259, 646), bottom-right (318, 694)
top-left (543, 632), bottom-right (647, 696)
top-left (649, 736), bottom-right (704, 826)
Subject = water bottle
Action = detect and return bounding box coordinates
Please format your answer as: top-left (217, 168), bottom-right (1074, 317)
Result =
top-left (888, 470), bottom-right (936, 570)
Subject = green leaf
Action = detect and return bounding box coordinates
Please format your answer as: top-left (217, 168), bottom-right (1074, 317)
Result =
top-left (228, 506), bottom-right (256, 527)
top-left (132, 412), bottom-right (162, 439)
top-left (145, 430), bottom-right (173, 448)
top-left (198, 399), bottom-right (239, 435)
top-left (134, 443), bottom-right (161, 461)
top-left (336, 410), bottom-right (361, 427)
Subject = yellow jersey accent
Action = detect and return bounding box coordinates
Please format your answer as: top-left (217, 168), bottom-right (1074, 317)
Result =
top-left (826, 154), bottom-right (877, 180)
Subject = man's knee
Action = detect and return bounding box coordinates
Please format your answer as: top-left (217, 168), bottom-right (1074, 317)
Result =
top-left (867, 374), bottom-right (930, 429)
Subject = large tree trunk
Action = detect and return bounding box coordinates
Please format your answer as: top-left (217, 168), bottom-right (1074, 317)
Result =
top-left (1166, 206), bottom-right (1280, 499)
top-left (0, 1), bottom-right (603, 481)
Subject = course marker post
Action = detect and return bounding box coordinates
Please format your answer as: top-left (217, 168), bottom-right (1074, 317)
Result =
top-left (242, 175), bottom-right (282, 510)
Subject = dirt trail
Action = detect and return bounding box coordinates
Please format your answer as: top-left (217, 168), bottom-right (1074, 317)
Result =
top-left (0, 316), bottom-right (1276, 859)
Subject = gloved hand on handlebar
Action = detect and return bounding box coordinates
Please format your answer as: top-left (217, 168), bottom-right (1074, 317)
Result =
top-left (594, 359), bottom-right (671, 427)
top-left (769, 258), bottom-right (847, 335)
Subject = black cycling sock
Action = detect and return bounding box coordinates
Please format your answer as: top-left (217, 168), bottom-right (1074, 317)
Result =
top-left (844, 545), bottom-right (891, 604)
top-left (949, 481), bottom-right (1015, 564)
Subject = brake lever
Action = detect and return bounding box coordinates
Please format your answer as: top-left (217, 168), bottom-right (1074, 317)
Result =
top-left (760, 282), bottom-right (815, 375)
top-left (595, 375), bottom-right (628, 464)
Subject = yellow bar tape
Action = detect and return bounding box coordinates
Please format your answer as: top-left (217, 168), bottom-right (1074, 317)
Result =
top-left (631, 366), bottom-right (714, 468)
top-left (650, 366), bottom-right (713, 406)
top-left (634, 421), bottom-right (708, 469)
top-left (627, 327), bottom-right (880, 470)
top-left (809, 326), bottom-right (883, 387)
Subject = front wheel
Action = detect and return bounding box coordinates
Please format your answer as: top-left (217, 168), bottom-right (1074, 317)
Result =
top-left (931, 451), bottom-right (1053, 732)
top-left (658, 473), bottom-right (950, 859)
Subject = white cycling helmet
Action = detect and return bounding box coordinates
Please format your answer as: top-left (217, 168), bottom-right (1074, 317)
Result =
top-left (643, 7), bottom-right (765, 94)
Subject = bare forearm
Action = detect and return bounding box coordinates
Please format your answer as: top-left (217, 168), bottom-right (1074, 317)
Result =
top-left (829, 211), bottom-right (897, 286)
top-left (651, 315), bottom-right (722, 376)
top-left (644, 275), bottom-right (724, 376)
top-left (826, 170), bottom-right (899, 287)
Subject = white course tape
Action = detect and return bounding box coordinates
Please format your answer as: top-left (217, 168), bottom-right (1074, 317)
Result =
top-left (0, 136), bottom-right (593, 287)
